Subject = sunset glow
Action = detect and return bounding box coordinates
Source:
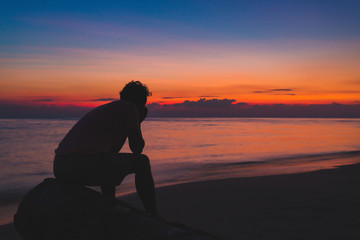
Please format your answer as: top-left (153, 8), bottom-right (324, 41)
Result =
top-left (1, 1), bottom-right (359, 117)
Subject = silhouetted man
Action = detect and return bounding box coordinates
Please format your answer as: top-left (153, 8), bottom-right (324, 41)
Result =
top-left (53, 81), bottom-right (156, 215)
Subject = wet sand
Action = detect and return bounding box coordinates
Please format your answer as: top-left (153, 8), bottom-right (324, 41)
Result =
top-left (2, 161), bottom-right (360, 240)
top-left (122, 161), bottom-right (360, 239)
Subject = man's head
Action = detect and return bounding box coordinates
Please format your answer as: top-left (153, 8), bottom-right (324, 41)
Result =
top-left (120, 81), bottom-right (151, 122)
top-left (120, 81), bottom-right (151, 108)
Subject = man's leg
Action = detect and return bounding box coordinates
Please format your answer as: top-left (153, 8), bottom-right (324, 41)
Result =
top-left (111, 153), bottom-right (157, 215)
top-left (133, 154), bottom-right (157, 215)
top-left (79, 153), bottom-right (118, 203)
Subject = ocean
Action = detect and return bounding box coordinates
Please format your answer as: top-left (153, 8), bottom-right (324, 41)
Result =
top-left (1, 117), bottom-right (360, 225)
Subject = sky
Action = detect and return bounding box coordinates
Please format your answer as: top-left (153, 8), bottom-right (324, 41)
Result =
top-left (1, 0), bottom-right (360, 117)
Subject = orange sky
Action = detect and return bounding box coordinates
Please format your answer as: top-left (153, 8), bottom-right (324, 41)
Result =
top-left (1, 40), bottom-right (360, 107)
top-left (2, 1), bottom-right (360, 110)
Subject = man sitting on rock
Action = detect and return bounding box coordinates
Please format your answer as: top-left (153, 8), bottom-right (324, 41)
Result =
top-left (53, 81), bottom-right (157, 215)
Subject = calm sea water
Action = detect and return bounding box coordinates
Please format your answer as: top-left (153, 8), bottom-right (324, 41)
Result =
top-left (1, 117), bottom-right (360, 224)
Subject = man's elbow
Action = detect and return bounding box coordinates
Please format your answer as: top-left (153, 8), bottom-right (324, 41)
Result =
top-left (131, 147), bottom-right (143, 154)
top-left (130, 141), bottom-right (145, 154)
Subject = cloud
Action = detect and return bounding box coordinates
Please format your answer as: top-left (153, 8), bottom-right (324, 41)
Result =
top-left (235, 102), bottom-right (249, 107)
top-left (147, 99), bottom-right (360, 118)
top-left (0, 101), bottom-right (91, 119)
top-left (88, 98), bottom-right (118, 102)
top-left (161, 97), bottom-right (188, 99)
top-left (199, 95), bottom-right (219, 98)
top-left (162, 96), bottom-right (219, 99)
top-left (347, 79), bottom-right (360, 85)
top-left (271, 89), bottom-right (292, 92)
top-left (253, 89), bottom-right (296, 95)
top-left (173, 98), bottom-right (236, 108)
top-left (147, 98), bottom-right (237, 117)
top-left (32, 98), bottom-right (56, 102)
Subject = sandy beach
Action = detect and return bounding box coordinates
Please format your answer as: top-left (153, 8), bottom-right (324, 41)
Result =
top-left (122, 161), bottom-right (360, 239)
top-left (2, 160), bottom-right (360, 240)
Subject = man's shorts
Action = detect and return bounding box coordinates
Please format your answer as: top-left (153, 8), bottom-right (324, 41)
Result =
top-left (53, 153), bottom-right (136, 186)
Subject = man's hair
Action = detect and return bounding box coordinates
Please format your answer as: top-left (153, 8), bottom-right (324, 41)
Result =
top-left (120, 81), bottom-right (151, 106)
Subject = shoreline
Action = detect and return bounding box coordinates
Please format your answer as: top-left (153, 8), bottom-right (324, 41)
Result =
top-left (117, 150), bottom-right (360, 199)
top-left (2, 160), bottom-right (360, 239)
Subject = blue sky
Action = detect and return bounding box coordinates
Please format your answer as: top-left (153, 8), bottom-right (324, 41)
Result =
top-left (2, 0), bottom-right (360, 51)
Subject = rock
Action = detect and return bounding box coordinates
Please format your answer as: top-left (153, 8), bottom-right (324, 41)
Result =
top-left (14, 178), bottom-right (219, 240)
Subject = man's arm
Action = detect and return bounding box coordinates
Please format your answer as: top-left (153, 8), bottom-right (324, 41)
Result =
top-left (128, 125), bottom-right (145, 154)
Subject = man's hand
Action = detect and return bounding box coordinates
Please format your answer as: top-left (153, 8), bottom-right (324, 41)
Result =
top-left (139, 106), bottom-right (148, 123)
top-left (128, 125), bottom-right (145, 154)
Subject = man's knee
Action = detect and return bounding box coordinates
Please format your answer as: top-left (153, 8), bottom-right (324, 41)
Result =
top-left (134, 154), bottom-right (151, 172)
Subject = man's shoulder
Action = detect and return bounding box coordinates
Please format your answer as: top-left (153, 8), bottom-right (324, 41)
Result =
top-left (109, 100), bottom-right (138, 112)
top-left (106, 101), bottom-right (139, 125)
top-left (93, 101), bottom-right (138, 120)
top-left (76, 100), bottom-right (138, 126)
top-left (98, 100), bottom-right (136, 111)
